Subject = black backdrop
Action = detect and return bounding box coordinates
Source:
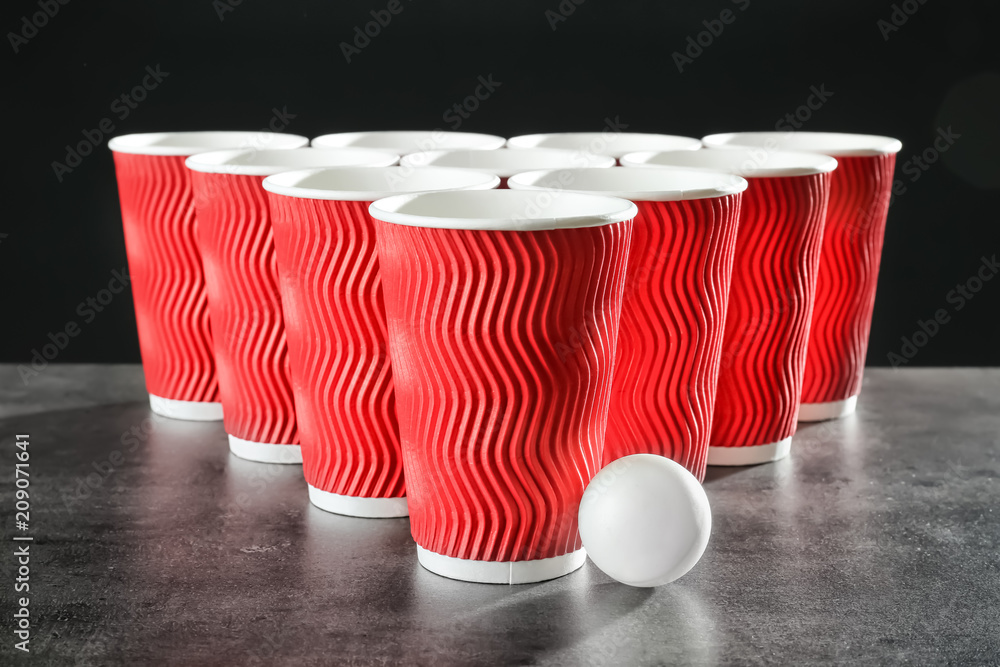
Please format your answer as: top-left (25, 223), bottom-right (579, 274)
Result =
top-left (4, 0), bottom-right (999, 369)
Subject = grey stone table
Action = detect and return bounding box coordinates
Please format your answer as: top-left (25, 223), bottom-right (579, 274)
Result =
top-left (0, 365), bottom-right (997, 666)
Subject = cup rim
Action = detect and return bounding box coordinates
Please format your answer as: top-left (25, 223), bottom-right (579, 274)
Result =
top-left (107, 131), bottom-right (309, 156)
top-left (701, 132), bottom-right (903, 157)
top-left (505, 132), bottom-right (702, 158)
top-left (184, 147), bottom-right (400, 176)
top-left (262, 166), bottom-right (500, 201)
top-left (508, 167), bottom-right (748, 202)
top-left (369, 189), bottom-right (639, 231)
top-left (620, 149), bottom-right (838, 178)
top-left (400, 148), bottom-right (616, 177)
top-left (311, 130), bottom-right (506, 153)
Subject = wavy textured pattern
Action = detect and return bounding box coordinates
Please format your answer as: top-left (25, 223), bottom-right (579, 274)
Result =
top-left (112, 153), bottom-right (219, 403)
top-left (711, 173), bottom-right (831, 448)
top-left (189, 172), bottom-right (298, 445)
top-left (376, 219), bottom-right (632, 563)
top-left (603, 195), bottom-right (742, 481)
top-left (268, 194), bottom-right (404, 499)
top-left (801, 155), bottom-right (897, 404)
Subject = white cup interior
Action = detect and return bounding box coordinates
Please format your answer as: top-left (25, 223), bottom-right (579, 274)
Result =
top-left (508, 167), bottom-right (748, 201)
top-left (369, 189), bottom-right (638, 231)
top-left (400, 148), bottom-right (616, 177)
top-left (506, 133), bottom-right (701, 159)
top-left (701, 132), bottom-right (902, 157)
top-left (262, 166), bottom-right (500, 201)
top-left (621, 149), bottom-right (838, 178)
top-left (185, 148), bottom-right (399, 176)
top-left (311, 131), bottom-right (506, 153)
top-left (107, 131), bottom-right (309, 156)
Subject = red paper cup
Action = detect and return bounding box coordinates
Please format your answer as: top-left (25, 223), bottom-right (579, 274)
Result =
top-left (703, 132), bottom-right (902, 421)
top-left (262, 167), bottom-right (500, 517)
top-left (312, 130), bottom-right (505, 154)
top-left (506, 132), bottom-right (701, 162)
top-left (623, 149), bottom-right (837, 464)
top-left (185, 148), bottom-right (399, 463)
top-left (370, 190), bottom-right (636, 583)
top-left (109, 131), bottom-right (308, 421)
top-left (510, 168), bottom-right (747, 481)
top-left (400, 148), bottom-right (615, 187)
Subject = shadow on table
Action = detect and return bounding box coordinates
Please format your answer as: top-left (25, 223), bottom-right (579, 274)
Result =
top-left (8, 400), bottom-right (718, 665)
top-left (702, 465), bottom-right (753, 484)
top-left (403, 560), bottom-right (720, 666)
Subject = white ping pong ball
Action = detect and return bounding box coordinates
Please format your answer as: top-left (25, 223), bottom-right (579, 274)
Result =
top-left (578, 454), bottom-right (711, 587)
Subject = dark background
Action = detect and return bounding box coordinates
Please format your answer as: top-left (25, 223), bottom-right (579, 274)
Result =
top-left (3, 0), bottom-right (998, 369)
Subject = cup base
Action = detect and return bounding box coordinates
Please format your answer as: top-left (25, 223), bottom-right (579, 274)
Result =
top-left (798, 395), bottom-right (858, 422)
top-left (415, 545), bottom-right (587, 585)
top-left (307, 485), bottom-right (408, 518)
top-left (707, 436), bottom-right (792, 466)
top-left (228, 434), bottom-right (302, 464)
top-left (149, 394), bottom-right (223, 421)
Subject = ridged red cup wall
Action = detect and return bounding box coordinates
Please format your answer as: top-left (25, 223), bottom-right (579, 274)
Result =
top-left (189, 172), bottom-right (298, 447)
top-left (603, 195), bottom-right (743, 481)
top-left (267, 195), bottom-right (405, 503)
top-left (112, 153), bottom-right (219, 405)
top-left (376, 220), bottom-right (633, 563)
top-left (710, 173), bottom-right (831, 456)
top-left (801, 154), bottom-right (897, 408)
